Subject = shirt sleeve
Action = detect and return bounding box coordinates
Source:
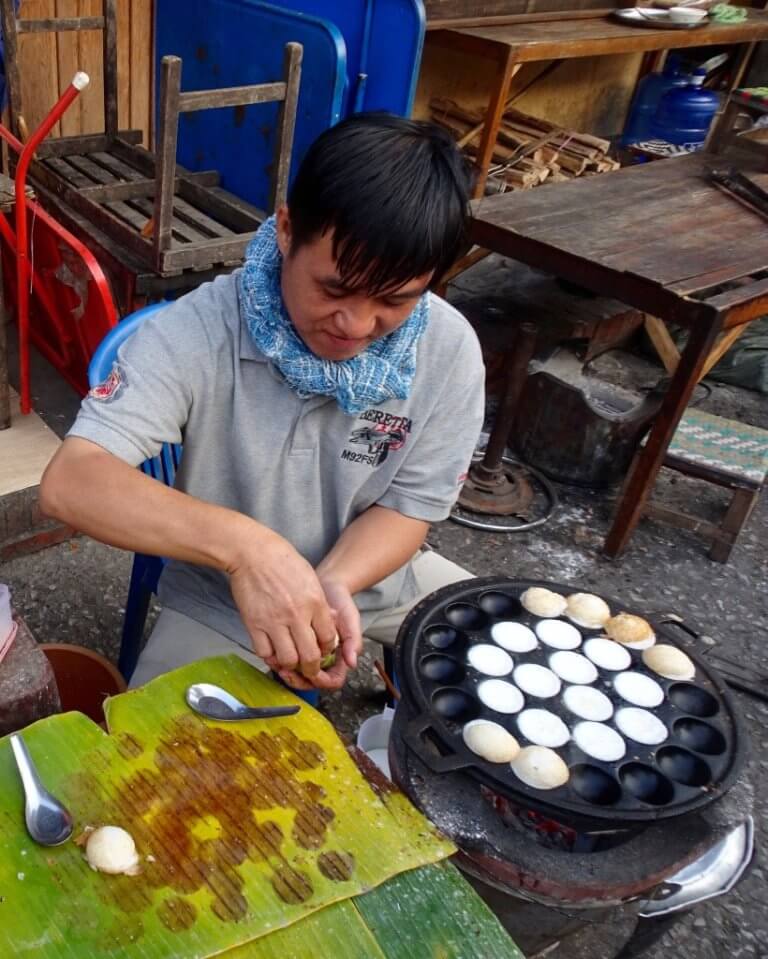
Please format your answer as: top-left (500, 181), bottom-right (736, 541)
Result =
top-left (376, 323), bottom-right (485, 523)
top-left (67, 303), bottom-right (198, 467)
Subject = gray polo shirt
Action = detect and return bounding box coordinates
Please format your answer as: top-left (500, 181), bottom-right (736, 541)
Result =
top-left (69, 271), bottom-right (484, 646)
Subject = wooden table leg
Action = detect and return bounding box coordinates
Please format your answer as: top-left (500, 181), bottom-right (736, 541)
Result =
top-left (472, 52), bottom-right (520, 199)
top-left (706, 41), bottom-right (756, 150)
top-left (645, 313), bottom-right (747, 383)
top-left (603, 315), bottom-right (723, 557)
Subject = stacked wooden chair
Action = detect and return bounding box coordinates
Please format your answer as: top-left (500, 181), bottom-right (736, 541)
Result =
top-left (0, 0), bottom-right (301, 313)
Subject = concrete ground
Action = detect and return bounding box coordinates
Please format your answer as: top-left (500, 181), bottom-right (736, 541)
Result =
top-left (2, 256), bottom-right (766, 958)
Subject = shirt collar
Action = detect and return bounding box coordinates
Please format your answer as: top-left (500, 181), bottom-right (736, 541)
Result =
top-left (238, 310), bottom-right (269, 362)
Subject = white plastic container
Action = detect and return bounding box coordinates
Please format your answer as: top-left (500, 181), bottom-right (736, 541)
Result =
top-left (0, 584), bottom-right (12, 643)
top-left (668, 6), bottom-right (707, 22)
top-left (357, 706), bottom-right (395, 779)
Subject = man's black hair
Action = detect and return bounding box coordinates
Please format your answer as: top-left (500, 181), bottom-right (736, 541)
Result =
top-left (286, 112), bottom-right (471, 295)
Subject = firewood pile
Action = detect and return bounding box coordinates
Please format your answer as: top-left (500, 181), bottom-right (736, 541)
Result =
top-left (431, 97), bottom-right (620, 191)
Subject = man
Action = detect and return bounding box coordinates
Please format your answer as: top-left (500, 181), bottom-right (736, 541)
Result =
top-left (41, 113), bottom-right (485, 692)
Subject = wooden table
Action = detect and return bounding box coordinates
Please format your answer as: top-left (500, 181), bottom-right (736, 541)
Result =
top-left (469, 149), bottom-right (768, 557)
top-left (428, 11), bottom-right (768, 196)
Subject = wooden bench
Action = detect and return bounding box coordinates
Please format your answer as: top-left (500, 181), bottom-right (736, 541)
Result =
top-left (645, 408), bottom-right (768, 562)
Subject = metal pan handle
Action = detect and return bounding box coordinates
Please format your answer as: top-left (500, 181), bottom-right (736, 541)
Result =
top-left (402, 714), bottom-right (475, 774)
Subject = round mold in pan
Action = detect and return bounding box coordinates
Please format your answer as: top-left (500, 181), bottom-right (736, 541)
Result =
top-left (655, 746), bottom-right (712, 787)
top-left (418, 653), bottom-right (465, 685)
top-left (394, 576), bottom-right (745, 831)
top-left (477, 590), bottom-right (524, 620)
top-left (615, 707), bottom-right (668, 746)
top-left (466, 643), bottom-right (514, 677)
top-left (613, 670), bottom-right (665, 708)
top-left (516, 708), bottom-right (570, 748)
top-left (672, 717), bottom-right (727, 756)
top-left (491, 621), bottom-right (538, 653)
top-left (422, 624), bottom-right (469, 653)
top-left (444, 602), bottom-right (490, 632)
top-left (569, 763), bottom-right (622, 806)
top-left (583, 637), bottom-right (632, 672)
top-left (563, 685), bottom-right (614, 722)
top-left (535, 619), bottom-right (583, 650)
top-left (549, 650), bottom-right (599, 685)
top-left (667, 682), bottom-right (719, 718)
top-left (514, 663), bottom-right (562, 699)
top-left (477, 679), bottom-right (525, 715)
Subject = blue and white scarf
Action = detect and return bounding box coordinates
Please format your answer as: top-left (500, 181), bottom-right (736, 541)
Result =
top-left (237, 216), bottom-right (430, 416)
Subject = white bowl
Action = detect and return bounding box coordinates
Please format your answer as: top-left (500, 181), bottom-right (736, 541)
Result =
top-left (668, 6), bottom-right (707, 22)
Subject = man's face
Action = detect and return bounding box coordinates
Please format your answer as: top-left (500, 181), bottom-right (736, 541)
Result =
top-left (276, 206), bottom-right (432, 361)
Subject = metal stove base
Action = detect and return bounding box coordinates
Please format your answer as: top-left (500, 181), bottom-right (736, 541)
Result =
top-left (458, 867), bottom-right (642, 959)
top-left (388, 707), bottom-right (755, 958)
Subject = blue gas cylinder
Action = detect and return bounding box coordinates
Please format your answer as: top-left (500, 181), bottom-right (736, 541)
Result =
top-left (649, 68), bottom-right (721, 149)
top-left (621, 56), bottom-right (690, 145)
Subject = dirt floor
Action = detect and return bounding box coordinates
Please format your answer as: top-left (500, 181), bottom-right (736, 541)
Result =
top-left (2, 255), bottom-right (767, 958)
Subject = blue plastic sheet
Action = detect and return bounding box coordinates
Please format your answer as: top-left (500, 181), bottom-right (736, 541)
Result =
top-left (155, 0), bottom-right (346, 210)
top-left (273, 0), bottom-right (425, 115)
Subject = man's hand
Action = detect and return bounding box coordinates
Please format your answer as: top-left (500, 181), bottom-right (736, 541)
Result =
top-left (228, 531), bottom-right (337, 677)
top-left (270, 578), bottom-right (363, 692)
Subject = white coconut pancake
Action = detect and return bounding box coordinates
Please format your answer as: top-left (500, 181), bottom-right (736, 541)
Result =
top-left (549, 650), bottom-right (598, 685)
top-left (535, 619), bottom-right (582, 650)
top-left (467, 644), bottom-right (513, 677)
top-left (516, 708), bottom-right (570, 748)
top-left (521, 587), bottom-right (567, 618)
top-left (605, 613), bottom-right (656, 649)
top-left (583, 637), bottom-right (631, 672)
top-left (624, 636), bottom-right (656, 651)
top-left (463, 719), bottom-right (520, 763)
top-left (573, 721), bottom-right (626, 762)
top-left (563, 685), bottom-right (614, 722)
top-left (511, 746), bottom-right (569, 790)
top-left (615, 707), bottom-right (668, 745)
top-left (565, 593), bottom-right (611, 629)
top-left (477, 679), bottom-right (525, 714)
top-left (642, 644), bottom-right (695, 681)
top-left (614, 671), bottom-right (665, 708)
top-left (491, 621), bottom-right (538, 653)
top-left (514, 663), bottom-right (562, 699)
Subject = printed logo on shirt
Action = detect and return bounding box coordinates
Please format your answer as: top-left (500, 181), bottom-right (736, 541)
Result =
top-left (88, 363), bottom-right (127, 403)
top-left (340, 408), bottom-right (412, 467)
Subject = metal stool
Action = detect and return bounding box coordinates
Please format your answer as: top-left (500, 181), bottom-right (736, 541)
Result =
top-left (645, 408), bottom-right (768, 562)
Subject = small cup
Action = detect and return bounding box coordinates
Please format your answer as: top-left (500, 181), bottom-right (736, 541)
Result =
top-left (668, 6), bottom-right (708, 22)
top-left (357, 706), bottom-right (395, 778)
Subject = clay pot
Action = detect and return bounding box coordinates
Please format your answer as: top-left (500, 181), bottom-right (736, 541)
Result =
top-left (40, 644), bottom-right (126, 727)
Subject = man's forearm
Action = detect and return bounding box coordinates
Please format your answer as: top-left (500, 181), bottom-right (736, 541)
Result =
top-left (41, 437), bottom-right (262, 573)
top-left (316, 505), bottom-right (429, 594)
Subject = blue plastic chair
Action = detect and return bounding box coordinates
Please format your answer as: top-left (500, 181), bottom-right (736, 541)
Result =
top-left (87, 304), bottom-right (319, 705)
top-left (88, 303), bottom-right (173, 681)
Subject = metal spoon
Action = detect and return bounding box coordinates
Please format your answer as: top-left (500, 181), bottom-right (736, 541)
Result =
top-left (10, 734), bottom-right (74, 846)
top-left (185, 683), bottom-right (301, 721)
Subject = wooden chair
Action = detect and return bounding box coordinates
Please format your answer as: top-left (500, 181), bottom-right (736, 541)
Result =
top-left (644, 408), bottom-right (767, 562)
top-left (0, 0), bottom-right (302, 280)
top-left (707, 87), bottom-right (768, 166)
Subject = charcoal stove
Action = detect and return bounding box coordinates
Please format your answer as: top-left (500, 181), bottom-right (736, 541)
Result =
top-left (391, 578), bottom-right (755, 958)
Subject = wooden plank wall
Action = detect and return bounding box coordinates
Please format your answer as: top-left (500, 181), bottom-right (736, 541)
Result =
top-left (16, 0), bottom-right (154, 143)
top-left (415, 40), bottom-right (642, 138)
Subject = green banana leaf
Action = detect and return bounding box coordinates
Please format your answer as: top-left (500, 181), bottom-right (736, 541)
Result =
top-left (0, 656), bottom-right (453, 956)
